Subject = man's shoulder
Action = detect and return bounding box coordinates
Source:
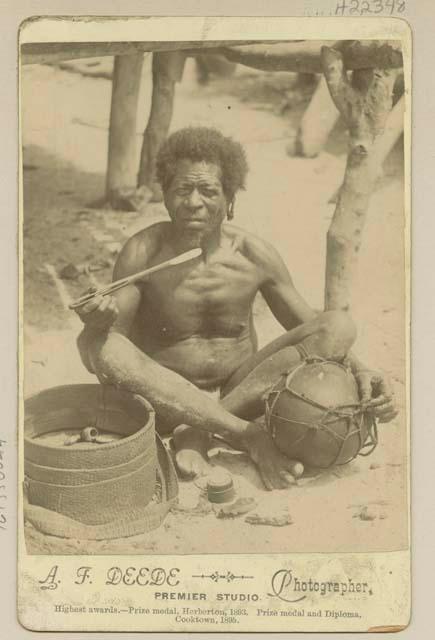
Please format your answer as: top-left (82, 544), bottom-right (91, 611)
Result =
top-left (122, 221), bottom-right (169, 257)
top-left (224, 224), bottom-right (279, 265)
top-left (126, 220), bottom-right (169, 246)
top-left (114, 221), bottom-right (170, 276)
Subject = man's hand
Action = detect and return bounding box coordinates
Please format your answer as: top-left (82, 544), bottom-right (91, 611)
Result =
top-left (243, 422), bottom-right (303, 490)
top-left (354, 369), bottom-right (398, 423)
top-left (74, 288), bottom-right (119, 331)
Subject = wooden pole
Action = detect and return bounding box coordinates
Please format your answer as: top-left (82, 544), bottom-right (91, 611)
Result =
top-left (373, 94), bottom-right (405, 173)
top-left (293, 76), bottom-right (339, 158)
top-left (105, 54), bottom-right (144, 209)
top-left (22, 40), bottom-right (403, 73)
top-left (220, 40), bottom-right (403, 74)
top-left (137, 51), bottom-right (187, 201)
top-left (321, 46), bottom-right (396, 312)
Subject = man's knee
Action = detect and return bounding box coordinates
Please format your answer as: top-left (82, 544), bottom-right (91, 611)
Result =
top-left (319, 310), bottom-right (356, 358)
top-left (303, 310), bottom-right (356, 361)
top-left (86, 332), bottom-right (137, 384)
top-left (321, 310), bottom-right (356, 340)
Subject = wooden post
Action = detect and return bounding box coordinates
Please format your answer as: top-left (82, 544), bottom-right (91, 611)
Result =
top-left (137, 51), bottom-right (187, 201)
top-left (373, 94), bottom-right (405, 174)
top-left (105, 54), bottom-right (144, 209)
top-left (293, 76), bottom-right (339, 157)
top-left (321, 46), bottom-right (396, 312)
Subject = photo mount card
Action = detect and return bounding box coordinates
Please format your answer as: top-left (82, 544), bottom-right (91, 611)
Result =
top-left (18, 15), bottom-right (411, 633)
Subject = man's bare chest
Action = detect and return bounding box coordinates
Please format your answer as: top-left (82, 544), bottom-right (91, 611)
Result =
top-left (149, 258), bottom-right (259, 309)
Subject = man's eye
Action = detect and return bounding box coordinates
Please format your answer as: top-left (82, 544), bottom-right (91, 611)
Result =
top-left (201, 189), bottom-right (217, 197)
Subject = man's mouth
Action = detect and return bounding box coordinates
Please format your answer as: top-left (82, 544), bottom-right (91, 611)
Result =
top-left (183, 219), bottom-right (207, 228)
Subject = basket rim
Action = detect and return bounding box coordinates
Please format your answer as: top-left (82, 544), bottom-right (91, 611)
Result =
top-left (24, 384), bottom-right (155, 455)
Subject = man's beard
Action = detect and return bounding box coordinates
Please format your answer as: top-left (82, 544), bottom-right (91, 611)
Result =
top-left (176, 223), bottom-right (219, 249)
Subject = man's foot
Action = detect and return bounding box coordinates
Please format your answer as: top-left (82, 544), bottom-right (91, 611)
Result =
top-left (243, 422), bottom-right (302, 490)
top-left (172, 424), bottom-right (212, 479)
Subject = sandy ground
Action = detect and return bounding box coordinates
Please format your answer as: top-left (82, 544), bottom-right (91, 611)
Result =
top-left (21, 58), bottom-right (408, 555)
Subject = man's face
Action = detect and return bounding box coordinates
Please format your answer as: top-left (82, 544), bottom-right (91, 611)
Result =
top-left (164, 160), bottom-right (229, 239)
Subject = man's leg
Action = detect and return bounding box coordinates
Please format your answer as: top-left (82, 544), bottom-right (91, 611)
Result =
top-left (87, 331), bottom-right (249, 439)
top-left (221, 311), bottom-right (356, 420)
top-left (171, 311), bottom-right (356, 477)
top-left (87, 332), bottom-right (247, 478)
top-left (87, 331), bottom-right (297, 486)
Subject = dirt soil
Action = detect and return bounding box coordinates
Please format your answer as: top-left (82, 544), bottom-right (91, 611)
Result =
top-left (21, 58), bottom-right (408, 555)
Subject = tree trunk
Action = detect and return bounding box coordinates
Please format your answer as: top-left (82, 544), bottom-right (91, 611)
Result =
top-left (293, 76), bottom-right (339, 157)
top-left (105, 54), bottom-right (144, 209)
top-left (137, 51), bottom-right (187, 201)
top-left (321, 46), bottom-right (396, 312)
top-left (328, 91), bottom-right (404, 205)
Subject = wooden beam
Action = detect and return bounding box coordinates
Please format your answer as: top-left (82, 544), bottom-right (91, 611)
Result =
top-left (21, 39), bottom-right (403, 71)
top-left (20, 40), bottom-right (262, 65)
top-left (220, 40), bottom-right (403, 73)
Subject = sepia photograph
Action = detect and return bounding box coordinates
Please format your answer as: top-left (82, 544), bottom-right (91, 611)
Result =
top-left (20, 27), bottom-right (409, 562)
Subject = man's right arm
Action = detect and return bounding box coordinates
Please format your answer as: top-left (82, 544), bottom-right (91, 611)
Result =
top-left (75, 235), bottom-right (145, 373)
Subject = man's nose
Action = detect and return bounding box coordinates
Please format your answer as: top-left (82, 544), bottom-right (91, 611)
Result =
top-left (185, 189), bottom-right (203, 209)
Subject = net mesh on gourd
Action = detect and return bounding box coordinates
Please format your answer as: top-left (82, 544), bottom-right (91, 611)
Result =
top-left (265, 357), bottom-right (378, 469)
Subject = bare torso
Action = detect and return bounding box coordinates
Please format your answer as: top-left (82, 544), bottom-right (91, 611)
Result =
top-left (127, 223), bottom-right (263, 388)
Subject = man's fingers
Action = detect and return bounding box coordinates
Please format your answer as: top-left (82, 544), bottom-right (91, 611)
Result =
top-left (76, 294), bottom-right (118, 329)
top-left (365, 394), bottom-right (392, 409)
top-left (378, 410), bottom-right (399, 423)
top-left (80, 295), bottom-right (105, 316)
top-left (97, 296), bottom-right (112, 313)
top-left (375, 405), bottom-right (398, 420)
top-left (356, 374), bottom-right (372, 402)
top-left (365, 393), bottom-right (399, 422)
top-left (107, 297), bottom-right (118, 313)
top-left (376, 375), bottom-right (392, 398)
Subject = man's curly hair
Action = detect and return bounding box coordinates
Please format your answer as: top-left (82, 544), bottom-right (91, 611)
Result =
top-left (156, 127), bottom-right (248, 199)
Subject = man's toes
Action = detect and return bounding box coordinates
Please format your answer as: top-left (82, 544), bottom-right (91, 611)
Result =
top-left (174, 451), bottom-right (195, 478)
top-left (267, 468), bottom-right (287, 490)
top-left (175, 449), bottom-right (211, 479)
top-left (286, 459), bottom-right (304, 478)
top-left (280, 470), bottom-right (296, 486)
top-left (190, 455), bottom-right (211, 477)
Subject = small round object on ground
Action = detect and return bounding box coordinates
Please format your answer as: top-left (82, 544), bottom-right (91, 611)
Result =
top-left (206, 469), bottom-right (236, 503)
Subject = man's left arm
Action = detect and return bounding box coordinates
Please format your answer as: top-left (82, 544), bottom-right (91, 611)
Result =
top-left (250, 238), bottom-right (397, 423)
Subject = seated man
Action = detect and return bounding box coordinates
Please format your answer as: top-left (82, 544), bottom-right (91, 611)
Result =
top-left (76, 127), bottom-right (397, 490)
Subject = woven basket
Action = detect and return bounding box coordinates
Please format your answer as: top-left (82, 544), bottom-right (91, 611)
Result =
top-left (24, 384), bottom-right (159, 527)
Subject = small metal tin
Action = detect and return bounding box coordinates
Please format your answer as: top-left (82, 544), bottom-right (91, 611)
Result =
top-left (206, 469), bottom-right (236, 504)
